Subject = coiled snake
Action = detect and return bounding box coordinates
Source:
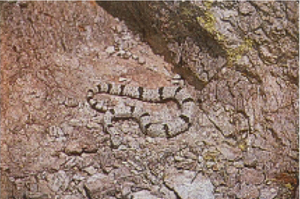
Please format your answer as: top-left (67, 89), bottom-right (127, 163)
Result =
top-left (87, 82), bottom-right (195, 138)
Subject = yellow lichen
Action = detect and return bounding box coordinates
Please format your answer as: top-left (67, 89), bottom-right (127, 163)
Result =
top-left (285, 183), bottom-right (294, 190)
top-left (196, 2), bottom-right (254, 67)
top-left (227, 38), bottom-right (254, 66)
top-left (203, 0), bottom-right (214, 9)
top-left (196, 11), bottom-right (217, 36)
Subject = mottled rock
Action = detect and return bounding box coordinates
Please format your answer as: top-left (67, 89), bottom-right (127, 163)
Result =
top-left (132, 54), bottom-right (139, 60)
top-left (111, 135), bottom-right (123, 148)
top-left (138, 57), bottom-right (146, 65)
top-left (47, 170), bottom-right (70, 192)
top-left (83, 166), bottom-right (97, 175)
top-left (115, 24), bottom-right (123, 33)
top-left (131, 190), bottom-right (158, 199)
top-left (238, 2), bottom-right (255, 15)
top-left (208, 104), bottom-right (234, 137)
top-left (62, 195), bottom-right (81, 199)
top-left (123, 51), bottom-right (132, 59)
top-left (159, 185), bottom-right (177, 199)
top-left (217, 144), bottom-right (242, 161)
top-left (243, 150), bottom-right (258, 167)
top-left (105, 46), bottom-right (115, 55)
top-left (117, 50), bottom-right (126, 56)
top-left (69, 119), bottom-right (84, 127)
top-left (164, 169), bottom-right (214, 199)
top-left (259, 187), bottom-right (278, 199)
top-left (84, 173), bottom-right (110, 195)
top-left (240, 168), bottom-right (264, 185)
top-left (236, 183), bottom-right (259, 199)
top-left (233, 161), bottom-right (244, 168)
top-left (65, 141), bottom-right (83, 155)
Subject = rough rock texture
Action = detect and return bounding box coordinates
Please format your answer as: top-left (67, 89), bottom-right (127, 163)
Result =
top-left (0, 1), bottom-right (298, 199)
top-left (164, 169), bottom-right (214, 199)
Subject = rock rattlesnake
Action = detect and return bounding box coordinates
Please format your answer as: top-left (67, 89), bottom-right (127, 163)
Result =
top-left (87, 82), bottom-right (195, 137)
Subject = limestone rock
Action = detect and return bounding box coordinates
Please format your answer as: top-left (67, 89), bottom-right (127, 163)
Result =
top-left (164, 169), bottom-right (214, 199)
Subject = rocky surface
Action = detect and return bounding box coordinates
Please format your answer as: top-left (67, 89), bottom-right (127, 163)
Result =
top-left (0, 1), bottom-right (298, 199)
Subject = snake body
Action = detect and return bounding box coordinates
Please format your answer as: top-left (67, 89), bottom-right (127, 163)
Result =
top-left (87, 82), bottom-right (195, 138)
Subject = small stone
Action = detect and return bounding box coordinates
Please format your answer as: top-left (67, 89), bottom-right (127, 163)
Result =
top-left (145, 137), bottom-right (154, 143)
top-left (217, 144), bottom-right (242, 161)
top-left (206, 161), bottom-right (216, 168)
top-left (164, 169), bottom-right (214, 199)
top-left (105, 46), bottom-right (115, 55)
top-left (62, 195), bottom-right (81, 199)
top-left (73, 174), bottom-right (85, 181)
top-left (84, 173), bottom-right (110, 194)
top-left (243, 151), bottom-right (257, 166)
top-left (47, 170), bottom-right (70, 192)
top-left (123, 51), bottom-right (132, 59)
top-left (174, 155), bottom-right (185, 162)
top-left (69, 119), bottom-right (83, 127)
top-left (240, 168), bottom-right (264, 185)
top-left (65, 141), bottom-right (83, 155)
top-left (131, 190), bottom-right (158, 199)
top-left (236, 183), bottom-right (259, 199)
top-left (115, 25), bottom-right (123, 33)
top-left (132, 54), bottom-right (139, 60)
top-left (86, 121), bottom-right (101, 129)
top-left (111, 135), bottom-right (122, 148)
top-left (122, 35), bottom-right (131, 40)
top-left (116, 50), bottom-right (126, 57)
top-left (260, 187), bottom-right (278, 199)
top-left (233, 160), bottom-right (244, 168)
top-left (83, 166), bottom-right (97, 175)
top-left (226, 166), bottom-right (238, 174)
top-left (138, 57), bottom-right (146, 65)
top-left (238, 2), bottom-right (255, 15)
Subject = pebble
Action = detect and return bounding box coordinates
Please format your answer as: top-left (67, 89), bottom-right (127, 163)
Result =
top-left (84, 173), bottom-right (109, 194)
top-left (138, 57), bottom-right (146, 65)
top-left (233, 161), bottom-right (244, 168)
top-left (122, 35), bottom-right (131, 40)
top-left (73, 174), bottom-right (85, 181)
top-left (115, 24), bottom-right (123, 33)
top-left (47, 170), bottom-right (70, 192)
top-left (105, 46), bottom-right (115, 55)
top-left (69, 119), bottom-right (83, 127)
top-left (164, 170), bottom-right (214, 199)
top-left (123, 51), bottom-right (132, 59)
top-left (260, 187), bottom-right (278, 199)
top-left (240, 168), bottom-right (264, 185)
top-left (130, 190), bottom-right (158, 199)
top-left (83, 166), bottom-right (97, 175)
top-left (111, 135), bottom-right (123, 148)
top-left (86, 121), bottom-right (102, 129)
top-left (236, 183), bottom-right (259, 199)
top-left (65, 141), bottom-right (83, 155)
top-left (116, 50), bottom-right (126, 57)
top-left (132, 54), bottom-right (139, 60)
top-left (206, 161), bottom-right (216, 168)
